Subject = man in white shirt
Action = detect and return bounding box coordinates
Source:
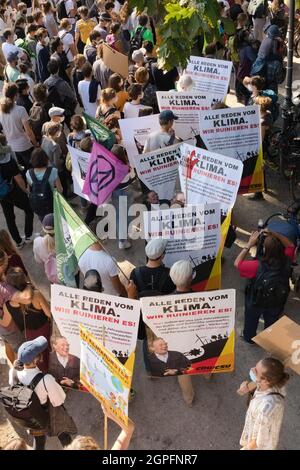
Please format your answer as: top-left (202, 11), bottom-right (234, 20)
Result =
top-left (79, 242), bottom-right (127, 296)
top-left (143, 110), bottom-right (180, 153)
top-left (78, 61), bottom-right (101, 118)
top-left (1, 28), bottom-right (23, 60)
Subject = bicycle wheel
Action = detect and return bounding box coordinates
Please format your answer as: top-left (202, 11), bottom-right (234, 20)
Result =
top-left (265, 128), bottom-right (281, 161)
top-left (279, 144), bottom-right (294, 180)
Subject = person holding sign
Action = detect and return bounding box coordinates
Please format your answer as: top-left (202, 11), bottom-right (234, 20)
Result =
top-left (143, 110), bottom-right (180, 153)
top-left (239, 357), bottom-right (289, 450)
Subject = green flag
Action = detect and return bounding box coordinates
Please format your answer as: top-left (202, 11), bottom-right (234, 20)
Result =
top-left (54, 191), bottom-right (97, 287)
top-left (83, 112), bottom-right (116, 150)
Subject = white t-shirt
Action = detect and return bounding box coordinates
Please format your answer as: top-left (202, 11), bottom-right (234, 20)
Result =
top-left (0, 105), bottom-right (32, 152)
top-left (9, 367), bottom-right (66, 407)
top-left (1, 42), bottom-right (21, 60)
top-left (65, 0), bottom-right (76, 24)
top-left (143, 130), bottom-right (179, 153)
top-left (123, 102), bottom-right (144, 119)
top-left (58, 29), bottom-right (74, 62)
top-left (78, 248), bottom-right (119, 295)
top-left (33, 236), bottom-right (51, 264)
top-left (78, 80), bottom-right (101, 118)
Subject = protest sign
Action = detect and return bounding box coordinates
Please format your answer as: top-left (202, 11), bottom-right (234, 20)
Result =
top-left (141, 289), bottom-right (235, 376)
top-left (68, 145), bottom-right (90, 201)
top-left (80, 325), bottom-right (131, 426)
top-left (156, 91), bottom-right (215, 141)
top-left (199, 106), bottom-right (264, 194)
top-left (143, 203), bottom-right (222, 290)
top-left (102, 43), bottom-right (128, 78)
top-left (118, 114), bottom-right (160, 165)
top-left (253, 316), bottom-right (300, 375)
top-left (185, 56), bottom-right (232, 100)
top-left (82, 142), bottom-right (129, 205)
top-left (54, 191), bottom-right (97, 287)
top-left (134, 143), bottom-right (180, 200)
top-left (178, 143), bottom-right (243, 214)
top-left (51, 284), bottom-right (140, 372)
top-left (84, 112), bottom-right (116, 150)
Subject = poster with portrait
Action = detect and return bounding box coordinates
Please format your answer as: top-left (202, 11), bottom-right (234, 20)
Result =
top-left (133, 143), bottom-right (180, 200)
top-left (51, 284), bottom-right (140, 377)
top-left (199, 106), bottom-right (264, 194)
top-left (143, 203), bottom-right (222, 291)
top-left (141, 289), bottom-right (235, 377)
top-left (118, 114), bottom-right (160, 165)
top-left (156, 91), bottom-right (216, 141)
top-left (177, 143), bottom-right (243, 215)
top-left (68, 145), bottom-right (90, 201)
top-left (185, 56), bottom-right (232, 101)
top-left (80, 325), bottom-right (131, 426)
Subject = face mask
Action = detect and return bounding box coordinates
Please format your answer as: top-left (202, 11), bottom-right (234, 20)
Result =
top-left (44, 36), bottom-right (50, 45)
top-left (249, 368), bottom-right (257, 383)
top-left (247, 85), bottom-right (253, 92)
top-left (14, 34), bottom-right (17, 41)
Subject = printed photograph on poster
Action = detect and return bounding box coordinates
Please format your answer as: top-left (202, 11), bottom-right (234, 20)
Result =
top-left (141, 289), bottom-right (235, 376)
top-left (119, 114), bottom-right (160, 164)
top-left (185, 56), bottom-right (232, 100)
top-left (178, 143), bottom-right (243, 214)
top-left (49, 334), bottom-right (86, 391)
top-left (51, 284), bottom-right (140, 372)
top-left (156, 91), bottom-right (216, 141)
top-left (198, 106), bottom-right (263, 194)
top-left (80, 325), bottom-right (131, 426)
top-left (68, 145), bottom-right (90, 201)
top-left (134, 143), bottom-right (180, 200)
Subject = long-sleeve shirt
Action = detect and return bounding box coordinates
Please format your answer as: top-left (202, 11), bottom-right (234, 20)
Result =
top-left (36, 43), bottom-right (50, 82)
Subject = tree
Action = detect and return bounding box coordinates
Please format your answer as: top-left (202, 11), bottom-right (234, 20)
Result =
top-left (129, 0), bottom-right (220, 71)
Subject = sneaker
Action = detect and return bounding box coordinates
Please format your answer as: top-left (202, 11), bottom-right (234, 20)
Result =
top-left (118, 240), bottom-right (132, 250)
top-left (249, 192), bottom-right (264, 201)
top-left (16, 240), bottom-right (25, 249)
top-left (129, 388), bottom-right (136, 402)
top-left (25, 236), bottom-right (33, 244)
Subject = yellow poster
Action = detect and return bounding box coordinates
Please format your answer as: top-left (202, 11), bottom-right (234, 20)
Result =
top-left (79, 325), bottom-right (132, 426)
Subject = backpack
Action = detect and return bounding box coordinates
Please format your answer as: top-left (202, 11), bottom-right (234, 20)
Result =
top-left (0, 373), bottom-right (49, 430)
top-left (57, 0), bottom-right (68, 21)
top-left (265, 59), bottom-right (286, 85)
top-left (28, 167), bottom-right (53, 217)
top-left (248, 260), bottom-right (291, 309)
top-left (129, 27), bottom-right (146, 58)
top-left (29, 102), bottom-right (50, 142)
top-left (261, 89), bottom-right (280, 122)
top-left (248, 0), bottom-right (266, 18)
top-left (15, 38), bottom-right (36, 60)
top-left (45, 253), bottom-right (59, 284)
top-left (0, 171), bottom-right (11, 200)
top-left (134, 267), bottom-right (170, 340)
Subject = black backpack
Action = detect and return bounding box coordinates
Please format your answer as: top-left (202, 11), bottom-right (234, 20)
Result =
top-left (134, 267), bottom-right (170, 340)
top-left (57, 0), bottom-right (68, 21)
top-left (129, 27), bottom-right (146, 58)
top-left (0, 373), bottom-right (49, 430)
top-left (248, 260), bottom-right (291, 309)
top-left (28, 167), bottom-right (53, 217)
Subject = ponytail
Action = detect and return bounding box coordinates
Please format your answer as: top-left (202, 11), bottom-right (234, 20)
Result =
top-left (0, 83), bottom-right (18, 114)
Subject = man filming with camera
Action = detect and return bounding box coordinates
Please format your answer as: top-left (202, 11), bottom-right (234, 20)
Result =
top-left (234, 228), bottom-right (295, 344)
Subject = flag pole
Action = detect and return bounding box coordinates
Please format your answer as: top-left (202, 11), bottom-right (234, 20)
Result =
top-left (102, 325), bottom-right (108, 450)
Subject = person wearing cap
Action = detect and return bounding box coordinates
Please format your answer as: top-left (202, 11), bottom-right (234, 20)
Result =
top-left (4, 51), bottom-right (20, 82)
top-left (93, 12), bottom-right (112, 41)
top-left (128, 48), bottom-right (144, 84)
top-left (143, 110), bottom-right (180, 153)
top-left (42, 107), bottom-right (68, 161)
top-left (16, 78), bottom-right (32, 114)
top-left (9, 336), bottom-right (77, 450)
top-left (33, 213), bottom-right (60, 284)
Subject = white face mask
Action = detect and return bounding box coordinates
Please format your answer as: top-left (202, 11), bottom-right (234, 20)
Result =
top-left (247, 84), bottom-right (253, 92)
top-left (13, 34), bottom-right (17, 41)
top-left (44, 36), bottom-right (50, 45)
top-left (249, 368), bottom-right (258, 383)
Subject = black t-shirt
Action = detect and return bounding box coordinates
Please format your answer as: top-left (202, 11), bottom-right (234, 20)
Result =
top-left (130, 266), bottom-right (175, 295)
top-left (151, 64), bottom-right (179, 91)
top-left (0, 157), bottom-right (19, 183)
top-left (230, 4), bottom-right (243, 21)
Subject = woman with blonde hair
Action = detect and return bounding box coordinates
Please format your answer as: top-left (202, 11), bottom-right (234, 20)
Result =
top-left (58, 18), bottom-right (77, 64)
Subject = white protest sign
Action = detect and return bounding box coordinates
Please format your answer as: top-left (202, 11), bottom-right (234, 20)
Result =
top-left (199, 105), bottom-right (263, 194)
top-left (134, 143), bottom-right (180, 200)
top-left (51, 284), bottom-right (140, 364)
top-left (185, 56), bottom-right (232, 100)
top-left (156, 91), bottom-right (216, 140)
top-left (118, 114), bottom-right (160, 165)
top-left (178, 143), bottom-right (243, 214)
top-left (143, 203), bottom-right (221, 269)
top-left (141, 289), bottom-right (236, 376)
top-left (68, 145), bottom-right (90, 201)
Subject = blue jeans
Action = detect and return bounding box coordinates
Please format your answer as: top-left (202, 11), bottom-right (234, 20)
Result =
top-left (243, 294), bottom-right (283, 343)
